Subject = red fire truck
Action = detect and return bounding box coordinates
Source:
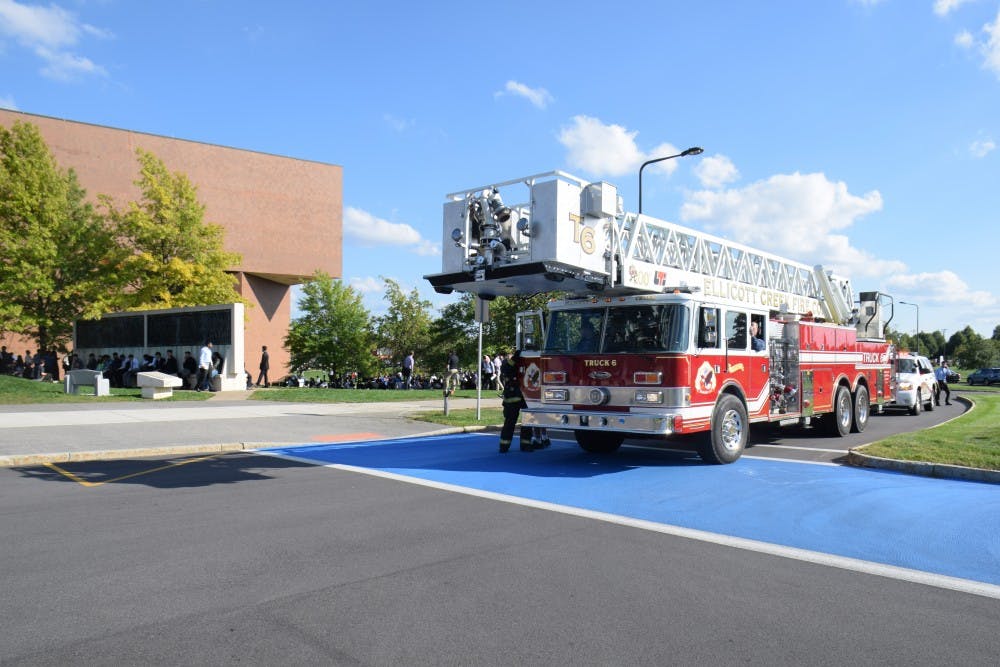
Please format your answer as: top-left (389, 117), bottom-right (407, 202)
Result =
top-left (426, 171), bottom-right (895, 463)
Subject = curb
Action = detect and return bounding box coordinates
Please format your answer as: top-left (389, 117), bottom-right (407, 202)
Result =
top-left (0, 424), bottom-right (503, 468)
top-left (846, 450), bottom-right (1000, 485)
top-left (847, 395), bottom-right (999, 484)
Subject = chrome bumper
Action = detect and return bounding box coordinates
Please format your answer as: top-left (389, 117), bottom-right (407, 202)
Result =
top-left (521, 408), bottom-right (677, 435)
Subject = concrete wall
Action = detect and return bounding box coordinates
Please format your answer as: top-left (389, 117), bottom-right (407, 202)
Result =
top-left (0, 109), bottom-right (342, 377)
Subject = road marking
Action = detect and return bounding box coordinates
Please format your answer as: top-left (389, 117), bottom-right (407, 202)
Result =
top-left (263, 450), bottom-right (1000, 601)
top-left (44, 454), bottom-right (217, 488)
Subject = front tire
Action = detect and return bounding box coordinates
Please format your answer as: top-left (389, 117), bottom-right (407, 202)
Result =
top-left (575, 430), bottom-right (624, 454)
top-left (827, 385), bottom-right (853, 436)
top-left (851, 385), bottom-right (869, 433)
top-left (910, 390), bottom-right (922, 415)
top-left (698, 394), bottom-right (748, 464)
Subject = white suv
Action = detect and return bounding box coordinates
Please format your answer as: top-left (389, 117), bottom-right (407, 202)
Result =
top-left (890, 353), bottom-right (937, 415)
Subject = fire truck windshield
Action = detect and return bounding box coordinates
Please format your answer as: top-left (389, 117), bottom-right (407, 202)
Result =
top-left (544, 304), bottom-right (690, 354)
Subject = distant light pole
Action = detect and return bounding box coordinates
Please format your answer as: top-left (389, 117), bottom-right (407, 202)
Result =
top-left (899, 300), bottom-right (920, 354)
top-left (638, 147), bottom-right (704, 215)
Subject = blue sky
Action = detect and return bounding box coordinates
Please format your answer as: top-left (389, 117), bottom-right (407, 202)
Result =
top-left (1, 0), bottom-right (998, 338)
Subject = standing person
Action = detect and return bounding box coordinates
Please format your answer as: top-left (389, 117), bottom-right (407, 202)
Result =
top-left (498, 350), bottom-right (533, 453)
top-left (935, 361), bottom-right (952, 406)
top-left (493, 352), bottom-right (505, 394)
top-left (196, 341), bottom-right (213, 392)
top-left (402, 351), bottom-right (414, 389)
top-left (481, 354), bottom-right (493, 390)
top-left (256, 345), bottom-right (270, 388)
top-left (445, 350), bottom-right (460, 396)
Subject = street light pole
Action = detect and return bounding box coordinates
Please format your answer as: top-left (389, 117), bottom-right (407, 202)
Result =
top-left (638, 146), bottom-right (704, 215)
top-left (899, 300), bottom-right (920, 355)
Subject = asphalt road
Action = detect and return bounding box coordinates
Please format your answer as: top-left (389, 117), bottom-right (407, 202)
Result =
top-left (3, 444), bottom-right (998, 665)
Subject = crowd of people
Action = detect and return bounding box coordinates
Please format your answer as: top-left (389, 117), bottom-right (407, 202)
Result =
top-left (0, 344), bottom-right (225, 391)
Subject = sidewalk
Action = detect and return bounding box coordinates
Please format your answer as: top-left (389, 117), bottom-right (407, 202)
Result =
top-left (0, 393), bottom-right (503, 467)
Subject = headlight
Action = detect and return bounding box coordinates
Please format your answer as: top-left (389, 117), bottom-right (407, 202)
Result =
top-left (898, 382), bottom-right (913, 391)
top-left (543, 389), bottom-right (569, 401)
top-left (634, 391), bottom-right (663, 404)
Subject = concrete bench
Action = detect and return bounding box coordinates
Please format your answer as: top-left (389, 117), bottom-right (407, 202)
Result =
top-left (137, 371), bottom-right (183, 399)
top-left (65, 369), bottom-right (110, 397)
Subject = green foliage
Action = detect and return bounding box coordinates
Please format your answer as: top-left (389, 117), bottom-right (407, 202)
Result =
top-left (428, 293), bottom-right (478, 372)
top-left (374, 278), bottom-right (433, 372)
top-left (481, 293), bottom-right (555, 354)
top-left (102, 149), bottom-right (242, 310)
top-left (953, 337), bottom-right (1000, 369)
top-left (284, 272), bottom-right (376, 377)
top-left (0, 121), bottom-right (126, 351)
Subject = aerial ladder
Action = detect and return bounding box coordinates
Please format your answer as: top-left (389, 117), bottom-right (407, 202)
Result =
top-left (425, 170), bottom-right (890, 338)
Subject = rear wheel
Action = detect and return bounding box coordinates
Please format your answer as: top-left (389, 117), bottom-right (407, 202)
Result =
top-left (827, 385), bottom-right (853, 436)
top-left (698, 394), bottom-right (748, 464)
top-left (574, 430), bottom-right (624, 454)
top-left (851, 385), bottom-right (869, 433)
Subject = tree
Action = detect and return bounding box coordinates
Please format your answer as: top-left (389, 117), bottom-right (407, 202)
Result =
top-left (992, 325), bottom-right (1000, 342)
top-left (953, 337), bottom-right (999, 370)
top-left (428, 293), bottom-right (478, 372)
top-left (374, 278), bottom-right (434, 375)
top-left (426, 292), bottom-right (558, 374)
top-left (481, 293), bottom-right (555, 353)
top-left (284, 272), bottom-right (376, 378)
top-left (102, 149), bottom-right (242, 310)
top-left (0, 121), bottom-right (126, 352)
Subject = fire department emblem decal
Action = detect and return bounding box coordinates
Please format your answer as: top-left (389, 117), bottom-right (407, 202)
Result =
top-left (695, 361), bottom-right (716, 394)
top-left (524, 362), bottom-right (541, 390)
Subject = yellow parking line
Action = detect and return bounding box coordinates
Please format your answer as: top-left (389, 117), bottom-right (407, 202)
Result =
top-left (45, 454), bottom-right (217, 487)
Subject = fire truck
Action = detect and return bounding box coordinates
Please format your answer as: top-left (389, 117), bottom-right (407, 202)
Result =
top-left (425, 171), bottom-right (895, 463)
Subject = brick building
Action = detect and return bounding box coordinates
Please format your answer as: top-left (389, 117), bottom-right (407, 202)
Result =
top-left (0, 109), bottom-right (342, 377)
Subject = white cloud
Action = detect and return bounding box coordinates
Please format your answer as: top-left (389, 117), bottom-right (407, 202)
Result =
top-left (0, 94), bottom-right (17, 110)
top-left (955, 30), bottom-right (975, 48)
top-left (557, 115), bottom-right (695, 179)
top-left (694, 154), bottom-right (739, 189)
top-left (934, 0), bottom-right (974, 17)
top-left (982, 8), bottom-right (1000, 77)
top-left (349, 276), bottom-right (384, 294)
top-left (343, 206), bottom-right (441, 257)
top-left (969, 137), bottom-right (996, 157)
top-left (383, 113), bottom-right (415, 132)
top-left (0, 0), bottom-right (109, 80)
top-left (680, 171), bottom-right (898, 280)
top-left (494, 80), bottom-right (553, 109)
top-left (884, 270), bottom-right (995, 307)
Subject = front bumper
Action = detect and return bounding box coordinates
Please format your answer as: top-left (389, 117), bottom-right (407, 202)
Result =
top-left (521, 408), bottom-right (677, 435)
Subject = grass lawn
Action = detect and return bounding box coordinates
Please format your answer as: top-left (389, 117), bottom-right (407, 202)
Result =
top-left (410, 407), bottom-right (504, 427)
top-left (861, 386), bottom-right (1000, 470)
top-left (250, 387), bottom-right (490, 403)
top-left (0, 374), bottom-right (212, 404)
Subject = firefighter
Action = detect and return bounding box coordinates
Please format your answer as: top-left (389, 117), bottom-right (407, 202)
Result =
top-left (498, 349), bottom-right (531, 453)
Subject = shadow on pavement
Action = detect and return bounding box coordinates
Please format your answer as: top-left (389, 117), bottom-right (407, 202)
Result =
top-left (13, 452), bottom-right (316, 489)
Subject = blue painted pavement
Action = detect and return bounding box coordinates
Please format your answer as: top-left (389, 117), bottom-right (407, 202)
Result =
top-left (265, 434), bottom-right (1000, 585)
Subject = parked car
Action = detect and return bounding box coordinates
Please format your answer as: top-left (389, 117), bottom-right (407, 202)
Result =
top-left (946, 369), bottom-right (961, 383)
top-left (967, 368), bottom-right (1000, 386)
top-left (889, 353), bottom-right (937, 415)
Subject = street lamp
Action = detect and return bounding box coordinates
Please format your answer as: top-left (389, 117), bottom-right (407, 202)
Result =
top-left (638, 146), bottom-right (704, 215)
top-left (899, 300), bottom-right (920, 355)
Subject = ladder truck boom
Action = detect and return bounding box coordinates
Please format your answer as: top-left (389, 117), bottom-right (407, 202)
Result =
top-left (425, 170), bottom-right (865, 327)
